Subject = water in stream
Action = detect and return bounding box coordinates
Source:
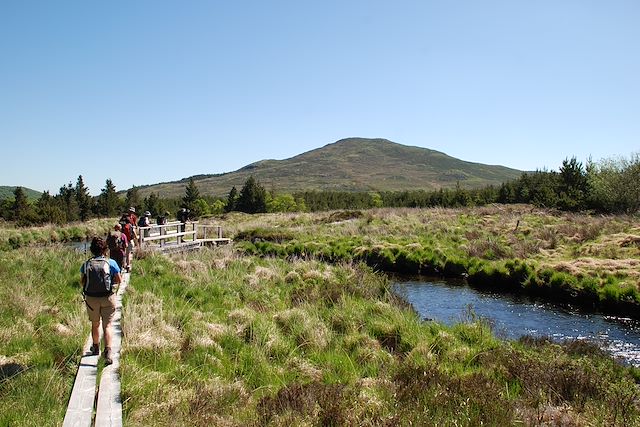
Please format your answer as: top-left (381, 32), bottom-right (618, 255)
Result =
top-left (393, 278), bottom-right (640, 367)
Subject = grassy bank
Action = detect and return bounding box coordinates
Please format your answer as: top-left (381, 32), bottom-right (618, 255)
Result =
top-left (120, 247), bottom-right (640, 425)
top-left (0, 246), bottom-right (88, 426)
top-left (0, 218), bottom-right (113, 251)
top-left (217, 205), bottom-right (640, 317)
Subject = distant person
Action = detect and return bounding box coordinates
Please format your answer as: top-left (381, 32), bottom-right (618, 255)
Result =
top-left (156, 211), bottom-right (170, 245)
top-left (80, 237), bottom-right (122, 365)
top-left (138, 211), bottom-right (152, 238)
top-left (156, 211), bottom-right (169, 226)
top-left (119, 214), bottom-right (136, 272)
top-left (127, 207), bottom-right (138, 230)
top-left (106, 223), bottom-right (128, 269)
top-left (177, 208), bottom-right (189, 242)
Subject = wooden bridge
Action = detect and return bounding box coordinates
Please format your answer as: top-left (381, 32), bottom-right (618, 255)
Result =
top-left (137, 221), bottom-right (231, 252)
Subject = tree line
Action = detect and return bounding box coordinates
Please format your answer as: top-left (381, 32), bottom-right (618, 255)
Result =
top-left (2, 153), bottom-right (638, 226)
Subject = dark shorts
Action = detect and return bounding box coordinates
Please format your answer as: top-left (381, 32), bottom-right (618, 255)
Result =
top-left (85, 294), bottom-right (116, 324)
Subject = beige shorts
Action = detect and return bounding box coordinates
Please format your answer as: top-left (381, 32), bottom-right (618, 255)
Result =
top-left (85, 294), bottom-right (116, 324)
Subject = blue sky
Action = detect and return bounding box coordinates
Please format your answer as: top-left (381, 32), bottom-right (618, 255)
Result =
top-left (1, 1), bottom-right (638, 196)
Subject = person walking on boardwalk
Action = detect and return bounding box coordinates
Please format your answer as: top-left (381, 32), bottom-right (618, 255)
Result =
top-left (177, 208), bottom-right (189, 242)
top-left (106, 223), bottom-right (128, 269)
top-left (127, 207), bottom-right (138, 229)
top-left (80, 237), bottom-right (122, 365)
top-left (138, 211), bottom-right (152, 238)
top-left (120, 214), bottom-right (137, 272)
top-left (156, 211), bottom-right (169, 226)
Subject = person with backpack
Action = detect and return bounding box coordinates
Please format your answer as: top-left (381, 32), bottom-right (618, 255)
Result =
top-left (120, 214), bottom-right (137, 272)
top-left (127, 207), bottom-right (138, 229)
top-left (80, 237), bottom-right (122, 365)
top-left (138, 211), bottom-right (152, 239)
top-left (106, 223), bottom-right (128, 269)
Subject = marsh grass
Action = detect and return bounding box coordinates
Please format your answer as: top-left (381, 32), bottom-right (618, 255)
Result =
top-left (3, 210), bottom-right (640, 425)
top-left (227, 205), bottom-right (640, 315)
top-left (0, 245), bottom-right (87, 426)
top-left (0, 218), bottom-right (113, 251)
top-left (119, 246), bottom-right (639, 426)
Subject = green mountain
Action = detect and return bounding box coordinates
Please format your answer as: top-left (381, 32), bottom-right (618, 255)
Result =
top-left (138, 138), bottom-right (523, 198)
top-left (0, 186), bottom-right (42, 201)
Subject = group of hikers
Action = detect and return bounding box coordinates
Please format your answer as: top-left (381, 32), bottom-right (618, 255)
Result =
top-left (79, 207), bottom-right (190, 364)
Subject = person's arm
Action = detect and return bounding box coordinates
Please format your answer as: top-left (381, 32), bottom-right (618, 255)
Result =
top-left (109, 260), bottom-right (123, 284)
top-left (80, 263), bottom-right (86, 287)
top-left (113, 272), bottom-right (122, 284)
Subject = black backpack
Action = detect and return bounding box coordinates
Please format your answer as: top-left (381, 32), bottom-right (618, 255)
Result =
top-left (83, 257), bottom-right (113, 297)
top-left (106, 232), bottom-right (123, 251)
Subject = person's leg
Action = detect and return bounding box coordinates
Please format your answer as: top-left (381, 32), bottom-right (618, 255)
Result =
top-left (102, 320), bottom-right (112, 348)
top-left (86, 296), bottom-right (101, 355)
top-left (91, 319), bottom-right (100, 355)
top-left (101, 295), bottom-right (117, 364)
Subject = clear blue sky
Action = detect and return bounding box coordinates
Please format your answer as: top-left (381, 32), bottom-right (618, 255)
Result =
top-left (1, 1), bottom-right (638, 196)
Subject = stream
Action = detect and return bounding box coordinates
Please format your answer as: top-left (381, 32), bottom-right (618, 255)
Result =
top-left (393, 277), bottom-right (640, 367)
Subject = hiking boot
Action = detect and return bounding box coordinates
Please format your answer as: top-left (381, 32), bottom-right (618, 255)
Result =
top-left (104, 347), bottom-right (113, 365)
top-left (90, 344), bottom-right (99, 356)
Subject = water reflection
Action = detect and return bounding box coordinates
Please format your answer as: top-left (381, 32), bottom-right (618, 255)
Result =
top-left (393, 278), bottom-right (640, 367)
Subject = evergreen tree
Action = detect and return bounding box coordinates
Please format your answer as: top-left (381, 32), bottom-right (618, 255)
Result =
top-left (558, 157), bottom-right (588, 211)
top-left (125, 186), bottom-right (141, 212)
top-left (236, 176), bottom-right (267, 214)
top-left (75, 175), bottom-right (92, 221)
top-left (12, 187), bottom-right (31, 224)
top-left (36, 191), bottom-right (66, 224)
top-left (144, 193), bottom-right (163, 217)
top-left (225, 186), bottom-right (238, 212)
top-left (59, 183), bottom-right (80, 221)
top-left (182, 178), bottom-right (200, 211)
top-left (98, 179), bottom-right (120, 217)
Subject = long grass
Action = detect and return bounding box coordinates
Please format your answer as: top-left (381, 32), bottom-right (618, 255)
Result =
top-left (2, 209), bottom-right (640, 425)
top-left (0, 218), bottom-right (113, 251)
top-left (119, 246), bottom-right (640, 426)
top-left (222, 205), bottom-right (640, 316)
top-left (0, 246), bottom-right (88, 426)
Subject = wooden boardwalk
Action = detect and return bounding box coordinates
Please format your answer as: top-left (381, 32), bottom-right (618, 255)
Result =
top-left (62, 273), bottom-right (129, 427)
top-left (63, 221), bottom-right (229, 425)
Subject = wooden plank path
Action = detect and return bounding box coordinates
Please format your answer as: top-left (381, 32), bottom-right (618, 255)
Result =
top-left (63, 221), bottom-right (228, 425)
top-left (63, 273), bottom-right (129, 427)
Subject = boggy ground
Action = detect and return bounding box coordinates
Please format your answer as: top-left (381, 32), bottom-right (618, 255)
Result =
top-left (120, 247), bottom-right (639, 426)
top-left (1, 206), bottom-right (639, 425)
top-left (221, 205), bottom-right (640, 317)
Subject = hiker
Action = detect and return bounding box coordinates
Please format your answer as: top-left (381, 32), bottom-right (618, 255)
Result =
top-left (138, 211), bottom-right (152, 238)
top-left (80, 237), bottom-right (122, 365)
top-left (156, 211), bottom-right (169, 226)
top-left (177, 208), bottom-right (189, 242)
top-left (177, 208), bottom-right (188, 229)
top-left (106, 223), bottom-right (128, 269)
top-left (127, 207), bottom-right (138, 228)
top-left (120, 214), bottom-right (136, 272)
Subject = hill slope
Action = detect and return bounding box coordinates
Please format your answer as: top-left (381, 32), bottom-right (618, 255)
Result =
top-left (0, 186), bottom-right (42, 201)
top-left (138, 138), bottom-right (523, 198)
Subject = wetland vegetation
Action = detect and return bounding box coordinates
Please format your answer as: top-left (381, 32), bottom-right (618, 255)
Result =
top-left (1, 205), bottom-right (639, 425)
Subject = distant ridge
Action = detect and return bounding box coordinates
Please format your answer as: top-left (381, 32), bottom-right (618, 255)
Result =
top-left (0, 186), bottom-right (41, 201)
top-left (136, 138), bottom-right (523, 198)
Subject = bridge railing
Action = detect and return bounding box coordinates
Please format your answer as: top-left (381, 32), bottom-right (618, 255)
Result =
top-left (138, 221), bottom-right (197, 247)
top-left (137, 221), bottom-right (227, 249)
